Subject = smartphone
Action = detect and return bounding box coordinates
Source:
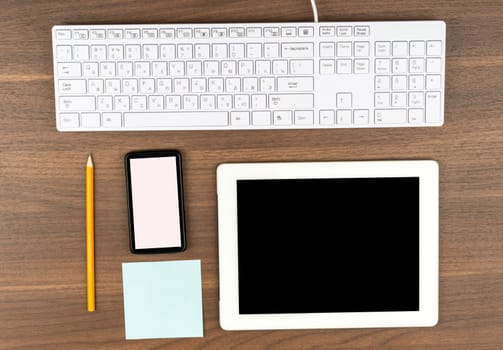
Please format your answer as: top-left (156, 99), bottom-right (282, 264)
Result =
top-left (124, 150), bottom-right (186, 254)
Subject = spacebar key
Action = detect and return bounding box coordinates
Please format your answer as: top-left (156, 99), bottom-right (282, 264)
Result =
top-left (124, 112), bottom-right (228, 128)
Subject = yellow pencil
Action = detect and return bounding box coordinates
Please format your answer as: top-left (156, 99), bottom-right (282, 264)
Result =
top-left (86, 154), bottom-right (95, 312)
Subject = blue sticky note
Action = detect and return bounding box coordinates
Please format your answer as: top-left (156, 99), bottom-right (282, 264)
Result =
top-left (122, 260), bottom-right (204, 339)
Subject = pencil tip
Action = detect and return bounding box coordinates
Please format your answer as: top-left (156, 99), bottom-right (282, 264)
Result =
top-left (87, 154), bottom-right (93, 167)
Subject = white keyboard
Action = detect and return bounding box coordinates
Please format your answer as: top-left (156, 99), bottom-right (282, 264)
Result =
top-left (52, 21), bottom-right (446, 131)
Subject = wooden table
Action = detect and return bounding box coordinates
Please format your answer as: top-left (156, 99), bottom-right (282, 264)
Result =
top-left (1, 0), bottom-right (502, 349)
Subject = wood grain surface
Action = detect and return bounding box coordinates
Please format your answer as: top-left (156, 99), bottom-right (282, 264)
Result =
top-left (1, 0), bottom-right (503, 349)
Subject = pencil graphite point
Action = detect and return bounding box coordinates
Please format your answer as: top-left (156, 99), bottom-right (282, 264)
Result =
top-left (87, 154), bottom-right (93, 167)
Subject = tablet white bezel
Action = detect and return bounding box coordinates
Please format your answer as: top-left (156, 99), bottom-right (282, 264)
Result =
top-left (217, 160), bottom-right (438, 330)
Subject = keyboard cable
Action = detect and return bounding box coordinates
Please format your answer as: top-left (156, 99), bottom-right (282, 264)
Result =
top-left (310, 0), bottom-right (319, 22)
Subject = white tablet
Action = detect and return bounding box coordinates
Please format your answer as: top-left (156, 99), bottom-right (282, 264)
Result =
top-left (217, 160), bottom-right (438, 330)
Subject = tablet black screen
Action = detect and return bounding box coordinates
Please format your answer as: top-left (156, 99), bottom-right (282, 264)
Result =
top-left (237, 177), bottom-right (419, 314)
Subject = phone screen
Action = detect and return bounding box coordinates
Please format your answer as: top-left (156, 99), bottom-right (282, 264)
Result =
top-left (125, 151), bottom-right (186, 253)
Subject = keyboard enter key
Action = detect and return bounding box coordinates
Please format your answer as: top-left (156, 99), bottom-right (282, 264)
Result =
top-left (277, 77), bottom-right (314, 92)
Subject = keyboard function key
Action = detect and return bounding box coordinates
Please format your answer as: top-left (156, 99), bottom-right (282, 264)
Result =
top-left (195, 28), bottom-right (210, 38)
top-left (142, 29), bottom-right (157, 39)
top-left (264, 27), bottom-right (280, 37)
top-left (159, 28), bottom-right (175, 38)
top-left (90, 29), bottom-right (105, 40)
top-left (125, 29), bottom-right (140, 39)
top-left (212, 28), bottom-right (227, 38)
top-left (298, 26), bottom-right (314, 37)
top-left (73, 29), bottom-right (88, 40)
top-left (281, 27), bottom-right (296, 37)
top-left (319, 26), bottom-right (335, 37)
top-left (108, 29), bottom-right (123, 39)
top-left (229, 28), bottom-right (245, 38)
top-left (55, 30), bottom-right (72, 40)
top-left (336, 26), bottom-right (352, 37)
top-left (177, 28), bottom-right (193, 38)
top-left (354, 26), bottom-right (370, 37)
top-left (247, 27), bottom-right (262, 37)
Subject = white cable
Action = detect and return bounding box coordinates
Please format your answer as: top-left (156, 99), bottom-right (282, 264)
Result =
top-left (310, 0), bottom-right (319, 22)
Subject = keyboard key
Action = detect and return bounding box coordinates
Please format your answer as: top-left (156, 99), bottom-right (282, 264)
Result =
top-left (374, 92), bottom-right (390, 107)
top-left (354, 59), bottom-right (369, 74)
top-left (81, 113), bottom-right (101, 128)
top-left (319, 110), bottom-right (335, 125)
top-left (336, 59), bottom-right (351, 74)
top-left (336, 110), bottom-right (351, 124)
top-left (290, 59), bottom-right (314, 74)
top-left (231, 111), bottom-right (250, 125)
top-left (336, 26), bottom-right (351, 37)
top-left (336, 93), bottom-right (352, 108)
top-left (252, 111), bottom-right (271, 125)
top-left (375, 41), bottom-right (391, 56)
top-left (269, 94), bottom-right (314, 109)
top-left (392, 92), bottom-right (407, 107)
top-left (319, 42), bottom-right (335, 57)
top-left (60, 113), bottom-right (79, 128)
top-left (354, 110), bottom-right (369, 124)
top-left (299, 27), bottom-right (314, 37)
top-left (426, 75), bottom-right (441, 90)
top-left (55, 30), bottom-right (72, 40)
top-left (125, 112), bottom-right (229, 127)
top-left (294, 110), bottom-right (313, 125)
top-left (273, 111), bottom-right (292, 125)
top-left (427, 58), bottom-right (442, 73)
top-left (354, 42), bottom-right (369, 57)
top-left (409, 109), bottom-right (424, 124)
top-left (281, 43), bottom-right (314, 58)
top-left (354, 26), bottom-right (369, 36)
top-left (392, 41), bottom-right (408, 56)
top-left (375, 76), bottom-right (390, 90)
top-left (409, 41), bottom-right (425, 56)
top-left (102, 113), bottom-right (122, 127)
top-left (277, 77), bottom-right (314, 92)
top-left (336, 42), bottom-right (351, 57)
top-left (60, 96), bottom-right (95, 111)
top-left (319, 59), bottom-right (335, 74)
top-left (58, 63), bottom-right (81, 77)
top-left (57, 46), bottom-right (72, 60)
top-left (58, 79), bottom-right (86, 94)
top-left (375, 109), bottom-right (407, 124)
top-left (319, 26), bottom-right (335, 37)
top-left (427, 41), bottom-right (442, 56)
top-left (425, 92), bottom-right (441, 123)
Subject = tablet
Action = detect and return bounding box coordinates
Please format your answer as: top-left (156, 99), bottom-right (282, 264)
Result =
top-left (217, 160), bottom-right (438, 330)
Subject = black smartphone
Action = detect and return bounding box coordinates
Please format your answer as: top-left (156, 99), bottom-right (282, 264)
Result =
top-left (124, 150), bottom-right (186, 254)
